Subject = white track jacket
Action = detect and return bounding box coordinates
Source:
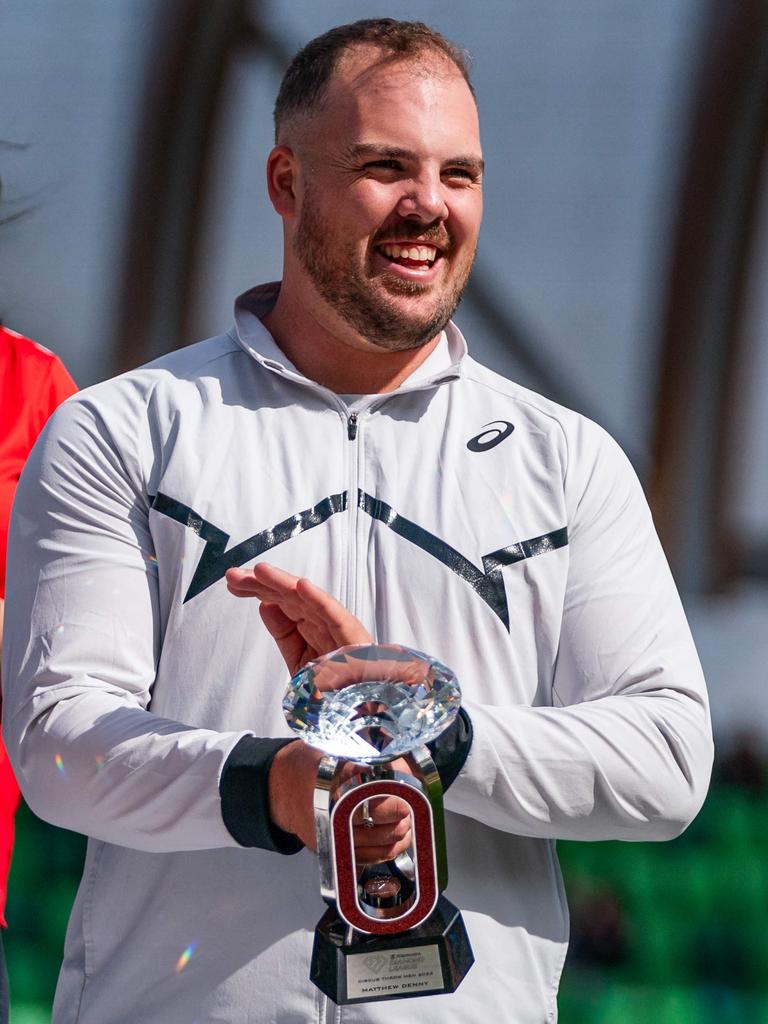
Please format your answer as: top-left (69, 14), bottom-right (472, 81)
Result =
top-left (3, 284), bottom-right (713, 1023)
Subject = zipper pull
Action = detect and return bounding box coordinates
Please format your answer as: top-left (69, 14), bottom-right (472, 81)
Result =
top-left (347, 413), bottom-right (358, 440)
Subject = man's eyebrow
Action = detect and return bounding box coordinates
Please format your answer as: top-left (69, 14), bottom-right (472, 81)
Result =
top-left (347, 144), bottom-right (416, 162)
top-left (347, 144), bottom-right (484, 173)
top-left (448, 155), bottom-right (485, 174)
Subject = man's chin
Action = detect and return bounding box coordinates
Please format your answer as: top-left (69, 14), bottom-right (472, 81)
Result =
top-left (363, 307), bottom-right (454, 352)
top-left (377, 274), bottom-right (434, 298)
top-left (372, 277), bottom-right (452, 323)
top-left (365, 331), bottom-right (439, 353)
top-left (356, 281), bottom-right (463, 349)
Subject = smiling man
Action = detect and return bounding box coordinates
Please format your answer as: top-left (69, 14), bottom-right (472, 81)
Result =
top-left (2, 18), bottom-right (712, 1024)
top-left (261, 29), bottom-right (483, 391)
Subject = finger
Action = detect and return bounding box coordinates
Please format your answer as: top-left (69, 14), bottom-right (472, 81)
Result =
top-left (353, 818), bottom-right (412, 848)
top-left (228, 574), bottom-right (338, 645)
top-left (226, 565), bottom-right (299, 602)
top-left (258, 604), bottom-right (313, 676)
top-left (251, 562), bottom-right (303, 597)
top-left (390, 756), bottom-right (417, 777)
top-left (256, 595), bottom-right (341, 673)
top-left (229, 564), bottom-right (374, 675)
top-left (230, 565), bottom-right (372, 650)
top-left (258, 602), bottom-right (298, 641)
top-left (272, 617), bottom-right (344, 668)
top-left (271, 606), bottom-right (365, 665)
top-left (295, 577), bottom-right (372, 646)
top-left (229, 577), bottom-right (326, 647)
top-left (353, 830), bottom-right (413, 866)
top-left (225, 570), bottom-right (297, 607)
top-left (225, 567), bottom-right (266, 596)
top-left (257, 584), bottom-right (357, 644)
top-left (250, 566), bottom-right (370, 644)
top-left (352, 795), bottom-right (412, 826)
top-left (312, 658), bottom-right (380, 692)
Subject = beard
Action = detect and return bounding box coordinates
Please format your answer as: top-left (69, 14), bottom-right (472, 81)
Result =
top-left (293, 188), bottom-right (474, 352)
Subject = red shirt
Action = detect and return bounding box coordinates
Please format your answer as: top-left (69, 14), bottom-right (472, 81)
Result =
top-left (0, 327), bottom-right (77, 923)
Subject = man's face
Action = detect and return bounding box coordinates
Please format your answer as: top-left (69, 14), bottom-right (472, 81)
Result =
top-left (288, 49), bottom-right (483, 351)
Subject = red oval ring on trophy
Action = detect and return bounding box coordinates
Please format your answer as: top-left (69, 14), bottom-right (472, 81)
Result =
top-left (331, 779), bottom-right (438, 935)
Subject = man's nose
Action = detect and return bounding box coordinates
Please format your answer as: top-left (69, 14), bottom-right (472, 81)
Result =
top-left (395, 175), bottom-right (449, 223)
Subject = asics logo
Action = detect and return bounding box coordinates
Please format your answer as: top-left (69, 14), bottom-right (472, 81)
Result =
top-left (466, 421), bottom-right (514, 452)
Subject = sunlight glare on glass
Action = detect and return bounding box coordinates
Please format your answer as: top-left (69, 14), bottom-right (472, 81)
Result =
top-left (283, 644), bottom-right (460, 763)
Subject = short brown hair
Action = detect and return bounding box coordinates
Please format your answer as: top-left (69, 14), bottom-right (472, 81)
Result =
top-left (274, 18), bottom-right (474, 141)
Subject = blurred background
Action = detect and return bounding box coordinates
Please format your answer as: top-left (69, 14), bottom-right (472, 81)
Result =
top-left (1, 0), bottom-right (768, 1021)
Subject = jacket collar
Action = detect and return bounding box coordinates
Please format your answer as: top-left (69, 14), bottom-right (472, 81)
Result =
top-left (232, 282), bottom-right (467, 396)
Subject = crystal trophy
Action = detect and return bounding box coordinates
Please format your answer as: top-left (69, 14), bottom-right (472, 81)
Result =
top-left (283, 643), bottom-right (474, 1005)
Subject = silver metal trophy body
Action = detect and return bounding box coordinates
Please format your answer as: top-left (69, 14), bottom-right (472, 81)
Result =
top-left (283, 643), bottom-right (474, 1005)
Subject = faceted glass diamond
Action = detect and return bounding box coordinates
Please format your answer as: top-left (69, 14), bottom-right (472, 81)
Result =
top-left (283, 643), bottom-right (461, 763)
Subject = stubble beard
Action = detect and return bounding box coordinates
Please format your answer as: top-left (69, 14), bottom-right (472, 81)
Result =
top-left (294, 191), bottom-right (475, 352)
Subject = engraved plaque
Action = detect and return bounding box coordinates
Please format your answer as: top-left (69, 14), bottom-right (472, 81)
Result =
top-left (346, 945), bottom-right (443, 1000)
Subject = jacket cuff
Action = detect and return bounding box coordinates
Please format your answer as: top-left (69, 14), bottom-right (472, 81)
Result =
top-left (220, 736), bottom-right (304, 854)
top-left (427, 708), bottom-right (473, 791)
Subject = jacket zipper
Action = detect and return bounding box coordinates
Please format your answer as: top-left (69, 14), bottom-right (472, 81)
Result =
top-left (344, 411), bottom-right (361, 617)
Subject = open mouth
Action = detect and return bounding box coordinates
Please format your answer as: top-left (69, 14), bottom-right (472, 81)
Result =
top-left (376, 242), bottom-right (442, 270)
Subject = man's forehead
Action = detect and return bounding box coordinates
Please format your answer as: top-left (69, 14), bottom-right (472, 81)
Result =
top-left (330, 43), bottom-right (470, 99)
top-left (291, 43), bottom-right (480, 156)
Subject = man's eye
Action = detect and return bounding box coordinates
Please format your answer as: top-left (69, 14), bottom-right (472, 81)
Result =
top-left (364, 160), bottom-right (402, 171)
top-left (444, 168), bottom-right (476, 181)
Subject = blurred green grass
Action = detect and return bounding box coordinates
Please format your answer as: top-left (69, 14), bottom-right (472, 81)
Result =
top-left (5, 802), bottom-right (85, 1018)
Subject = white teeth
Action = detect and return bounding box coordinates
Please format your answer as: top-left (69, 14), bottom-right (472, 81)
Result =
top-left (380, 243), bottom-right (437, 263)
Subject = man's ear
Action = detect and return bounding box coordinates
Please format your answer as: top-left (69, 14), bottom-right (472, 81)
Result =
top-left (266, 145), bottom-right (298, 217)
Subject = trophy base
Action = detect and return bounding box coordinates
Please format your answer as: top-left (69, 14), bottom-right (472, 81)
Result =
top-left (310, 895), bottom-right (474, 1005)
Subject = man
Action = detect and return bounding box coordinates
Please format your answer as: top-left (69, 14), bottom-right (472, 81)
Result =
top-left (2, 19), bottom-right (712, 1024)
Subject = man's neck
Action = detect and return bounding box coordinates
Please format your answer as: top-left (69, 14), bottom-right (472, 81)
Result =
top-left (261, 286), bottom-right (442, 395)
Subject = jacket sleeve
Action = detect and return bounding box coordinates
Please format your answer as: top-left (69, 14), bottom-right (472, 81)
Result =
top-left (444, 419), bottom-right (714, 842)
top-left (1, 393), bottom-right (271, 854)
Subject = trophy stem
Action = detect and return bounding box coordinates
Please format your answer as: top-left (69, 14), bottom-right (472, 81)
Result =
top-left (314, 754), bottom-right (340, 902)
top-left (410, 746), bottom-right (448, 892)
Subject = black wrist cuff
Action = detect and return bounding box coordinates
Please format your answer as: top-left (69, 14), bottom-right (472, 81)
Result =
top-left (427, 707), bottom-right (473, 791)
top-left (220, 736), bottom-right (304, 853)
